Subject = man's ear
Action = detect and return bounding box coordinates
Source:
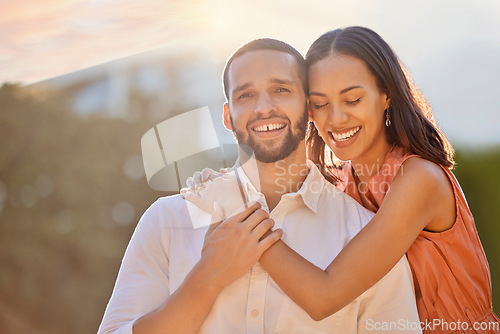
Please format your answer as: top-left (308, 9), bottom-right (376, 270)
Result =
top-left (223, 103), bottom-right (232, 130)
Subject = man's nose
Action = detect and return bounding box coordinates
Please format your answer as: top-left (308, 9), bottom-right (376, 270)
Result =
top-left (254, 93), bottom-right (276, 114)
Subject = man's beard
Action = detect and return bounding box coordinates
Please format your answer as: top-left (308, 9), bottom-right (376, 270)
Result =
top-left (231, 108), bottom-right (308, 163)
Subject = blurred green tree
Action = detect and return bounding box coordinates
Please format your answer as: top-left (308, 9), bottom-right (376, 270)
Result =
top-left (0, 83), bottom-right (162, 333)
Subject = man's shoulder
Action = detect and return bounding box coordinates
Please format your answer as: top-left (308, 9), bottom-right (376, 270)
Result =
top-left (140, 194), bottom-right (202, 229)
top-left (154, 193), bottom-right (185, 208)
top-left (318, 181), bottom-right (375, 230)
top-left (147, 193), bottom-right (185, 216)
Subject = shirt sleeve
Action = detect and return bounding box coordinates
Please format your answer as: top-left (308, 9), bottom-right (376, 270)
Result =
top-left (357, 256), bottom-right (422, 334)
top-left (97, 199), bottom-right (171, 334)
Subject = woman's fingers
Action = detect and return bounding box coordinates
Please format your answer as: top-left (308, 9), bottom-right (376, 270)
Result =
top-left (193, 171), bottom-right (202, 188)
top-left (185, 176), bottom-right (194, 188)
top-left (257, 229), bottom-right (283, 253)
top-left (219, 167), bottom-right (231, 174)
top-left (201, 168), bottom-right (219, 182)
top-left (186, 168), bottom-right (220, 189)
top-left (182, 192), bottom-right (214, 214)
top-left (250, 217), bottom-right (275, 240)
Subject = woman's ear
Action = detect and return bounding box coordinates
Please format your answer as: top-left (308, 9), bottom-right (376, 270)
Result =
top-left (307, 99), bottom-right (314, 122)
top-left (384, 95), bottom-right (391, 110)
top-left (223, 103), bottom-right (232, 130)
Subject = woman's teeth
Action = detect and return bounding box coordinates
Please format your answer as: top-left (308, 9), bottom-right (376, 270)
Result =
top-left (331, 126), bottom-right (361, 141)
top-left (253, 124), bottom-right (286, 132)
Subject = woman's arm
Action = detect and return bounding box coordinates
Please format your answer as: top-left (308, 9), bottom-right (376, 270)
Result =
top-left (260, 158), bottom-right (455, 320)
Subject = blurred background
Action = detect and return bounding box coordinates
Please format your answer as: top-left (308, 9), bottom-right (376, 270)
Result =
top-left (1, 0), bottom-right (499, 332)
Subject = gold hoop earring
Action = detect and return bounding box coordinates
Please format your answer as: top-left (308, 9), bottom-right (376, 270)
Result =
top-left (385, 109), bottom-right (391, 127)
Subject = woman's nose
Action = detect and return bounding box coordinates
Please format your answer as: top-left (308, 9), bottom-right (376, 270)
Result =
top-left (327, 105), bottom-right (348, 126)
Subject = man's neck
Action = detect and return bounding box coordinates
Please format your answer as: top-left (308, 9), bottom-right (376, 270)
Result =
top-left (239, 146), bottom-right (308, 211)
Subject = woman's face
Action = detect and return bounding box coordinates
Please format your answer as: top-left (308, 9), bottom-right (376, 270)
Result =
top-left (308, 53), bottom-right (390, 163)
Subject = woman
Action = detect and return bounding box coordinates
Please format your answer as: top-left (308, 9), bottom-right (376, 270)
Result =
top-left (187, 27), bottom-right (499, 333)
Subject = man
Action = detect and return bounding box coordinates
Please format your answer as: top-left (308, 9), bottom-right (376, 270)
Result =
top-left (98, 39), bottom-right (421, 334)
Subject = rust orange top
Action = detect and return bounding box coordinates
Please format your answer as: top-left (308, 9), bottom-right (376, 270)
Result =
top-left (337, 145), bottom-right (499, 334)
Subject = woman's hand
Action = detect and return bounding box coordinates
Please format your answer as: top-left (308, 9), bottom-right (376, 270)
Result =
top-left (181, 167), bottom-right (230, 197)
top-left (182, 170), bottom-right (250, 220)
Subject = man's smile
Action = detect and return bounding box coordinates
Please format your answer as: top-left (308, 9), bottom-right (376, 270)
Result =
top-left (249, 119), bottom-right (288, 139)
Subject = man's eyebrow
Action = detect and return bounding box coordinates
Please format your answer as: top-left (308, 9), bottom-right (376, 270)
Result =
top-left (232, 78), bottom-right (296, 96)
top-left (232, 82), bottom-right (252, 96)
top-left (309, 85), bottom-right (364, 97)
top-left (270, 78), bottom-right (295, 85)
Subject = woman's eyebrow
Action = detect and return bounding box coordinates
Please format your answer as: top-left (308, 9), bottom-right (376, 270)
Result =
top-left (309, 91), bottom-right (326, 97)
top-left (309, 85), bottom-right (364, 97)
top-left (340, 85), bottom-right (363, 94)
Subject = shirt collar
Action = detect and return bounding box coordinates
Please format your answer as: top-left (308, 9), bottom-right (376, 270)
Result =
top-left (229, 159), bottom-right (326, 214)
top-left (290, 160), bottom-right (325, 213)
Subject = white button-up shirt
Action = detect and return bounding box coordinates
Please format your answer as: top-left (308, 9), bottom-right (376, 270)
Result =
top-left (98, 161), bottom-right (421, 334)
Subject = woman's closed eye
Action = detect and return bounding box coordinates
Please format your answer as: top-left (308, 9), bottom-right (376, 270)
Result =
top-left (311, 102), bottom-right (328, 110)
top-left (345, 98), bottom-right (361, 105)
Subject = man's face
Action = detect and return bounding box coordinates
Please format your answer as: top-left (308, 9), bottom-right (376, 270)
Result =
top-left (224, 50), bottom-right (308, 163)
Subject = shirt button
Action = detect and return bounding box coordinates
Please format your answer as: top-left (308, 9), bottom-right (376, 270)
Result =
top-left (250, 309), bottom-right (259, 318)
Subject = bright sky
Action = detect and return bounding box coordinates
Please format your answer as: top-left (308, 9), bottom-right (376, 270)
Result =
top-left (2, 0), bottom-right (499, 84)
top-left (1, 0), bottom-right (500, 145)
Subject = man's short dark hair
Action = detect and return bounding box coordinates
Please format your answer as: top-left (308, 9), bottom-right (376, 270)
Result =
top-left (222, 38), bottom-right (308, 101)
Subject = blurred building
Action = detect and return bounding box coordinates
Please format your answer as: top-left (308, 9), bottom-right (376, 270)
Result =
top-left (30, 46), bottom-right (225, 121)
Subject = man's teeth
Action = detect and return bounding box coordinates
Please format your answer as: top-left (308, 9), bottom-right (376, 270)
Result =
top-left (253, 124), bottom-right (286, 132)
top-left (331, 127), bottom-right (361, 141)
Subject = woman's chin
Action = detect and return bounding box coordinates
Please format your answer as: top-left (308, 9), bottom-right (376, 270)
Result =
top-left (330, 149), bottom-right (354, 163)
